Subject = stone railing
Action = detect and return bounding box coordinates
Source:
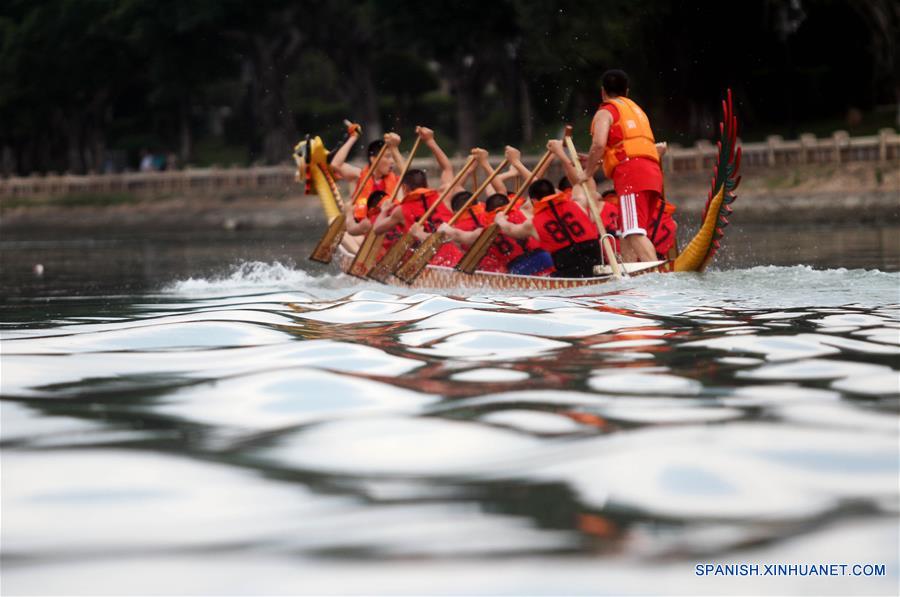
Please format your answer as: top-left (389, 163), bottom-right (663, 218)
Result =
top-left (2, 129), bottom-right (897, 201)
top-left (662, 127), bottom-right (899, 174)
top-left (0, 165), bottom-right (297, 201)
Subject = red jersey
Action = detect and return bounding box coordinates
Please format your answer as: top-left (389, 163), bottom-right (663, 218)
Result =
top-left (375, 204), bottom-right (405, 260)
top-left (448, 205), bottom-right (500, 272)
top-left (600, 201), bottom-right (622, 253)
top-left (532, 191), bottom-right (599, 254)
top-left (600, 195), bottom-right (677, 257)
top-left (400, 188), bottom-right (463, 267)
top-left (646, 200), bottom-right (678, 257)
top-left (600, 103), bottom-right (663, 196)
top-left (476, 205), bottom-right (549, 273)
top-left (507, 207), bottom-right (542, 253)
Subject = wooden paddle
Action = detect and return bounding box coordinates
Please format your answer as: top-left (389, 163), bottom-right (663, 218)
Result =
top-left (395, 157), bottom-right (509, 284)
top-left (456, 151), bottom-right (552, 274)
top-left (309, 141), bottom-right (388, 264)
top-left (368, 155), bottom-right (477, 283)
top-left (564, 125), bottom-right (622, 278)
top-left (347, 136), bottom-right (421, 278)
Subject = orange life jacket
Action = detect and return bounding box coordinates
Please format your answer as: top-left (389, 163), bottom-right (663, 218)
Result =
top-left (454, 205), bottom-right (484, 232)
top-left (352, 166), bottom-right (399, 221)
top-left (591, 96), bottom-right (659, 178)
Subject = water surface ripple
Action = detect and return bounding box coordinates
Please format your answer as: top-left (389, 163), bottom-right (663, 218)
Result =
top-left (2, 264), bottom-right (899, 595)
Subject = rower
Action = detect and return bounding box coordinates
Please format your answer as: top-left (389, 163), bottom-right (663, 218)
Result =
top-left (344, 190), bottom-right (388, 236)
top-left (581, 69), bottom-right (670, 263)
top-left (495, 177), bottom-right (602, 278)
top-left (440, 191), bottom-right (553, 276)
top-left (329, 125), bottom-right (400, 224)
top-left (442, 147), bottom-right (502, 233)
top-left (372, 128), bottom-right (463, 267)
top-left (438, 190), bottom-right (503, 273)
top-left (447, 147), bottom-right (504, 231)
top-left (505, 145), bottom-right (550, 217)
top-left (548, 138), bottom-right (622, 255)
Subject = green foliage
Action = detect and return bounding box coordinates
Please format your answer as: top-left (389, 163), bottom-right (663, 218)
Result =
top-left (192, 139), bottom-right (249, 168)
top-left (374, 52), bottom-right (438, 99)
top-left (0, 0), bottom-right (896, 174)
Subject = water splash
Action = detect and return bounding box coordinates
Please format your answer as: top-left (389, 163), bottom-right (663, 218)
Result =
top-left (163, 261), bottom-right (345, 295)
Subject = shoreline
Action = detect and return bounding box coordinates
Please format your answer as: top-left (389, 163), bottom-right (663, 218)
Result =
top-left (2, 191), bottom-right (896, 234)
top-left (2, 162), bottom-right (897, 233)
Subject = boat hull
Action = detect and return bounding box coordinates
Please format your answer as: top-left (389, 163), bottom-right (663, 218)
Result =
top-left (336, 245), bottom-right (665, 291)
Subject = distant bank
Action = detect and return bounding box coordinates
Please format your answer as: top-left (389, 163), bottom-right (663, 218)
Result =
top-left (1, 156), bottom-right (897, 233)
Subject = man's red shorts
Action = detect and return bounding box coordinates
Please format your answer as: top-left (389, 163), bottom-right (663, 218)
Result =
top-left (612, 157), bottom-right (664, 237)
top-left (618, 190), bottom-right (662, 237)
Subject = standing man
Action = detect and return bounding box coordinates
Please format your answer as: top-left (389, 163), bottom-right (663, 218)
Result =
top-left (582, 69), bottom-right (665, 262)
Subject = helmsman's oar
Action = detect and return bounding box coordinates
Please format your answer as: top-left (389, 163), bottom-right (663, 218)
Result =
top-left (395, 157), bottom-right (508, 284)
top-left (347, 136), bottom-right (421, 278)
top-left (309, 140), bottom-right (388, 264)
top-left (369, 156), bottom-right (477, 283)
top-left (456, 150), bottom-right (552, 275)
top-left (563, 125), bottom-right (622, 279)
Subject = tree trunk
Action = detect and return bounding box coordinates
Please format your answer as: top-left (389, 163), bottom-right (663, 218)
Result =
top-left (57, 110), bottom-right (84, 174)
top-left (239, 16), bottom-right (303, 165)
top-left (517, 70), bottom-right (533, 145)
top-left (335, 57), bottom-right (382, 145)
top-left (179, 98), bottom-right (192, 164)
top-left (1, 145), bottom-right (15, 177)
top-left (454, 74), bottom-right (479, 150)
top-left (358, 64), bottom-right (383, 144)
top-left (89, 125), bottom-right (106, 173)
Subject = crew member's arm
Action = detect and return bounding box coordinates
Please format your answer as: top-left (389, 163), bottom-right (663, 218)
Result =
top-left (655, 142), bottom-right (668, 157)
top-left (548, 140), bottom-right (579, 185)
top-left (330, 122), bottom-right (363, 180)
top-left (535, 152), bottom-right (554, 179)
top-left (494, 212), bottom-right (539, 241)
top-left (505, 146), bottom-right (531, 179)
top-left (372, 203), bottom-right (404, 234)
top-left (583, 109), bottom-right (612, 181)
top-left (548, 139), bottom-right (597, 210)
top-left (409, 222), bottom-right (429, 242)
top-left (344, 205), bottom-right (372, 236)
top-left (437, 222), bottom-right (482, 246)
top-left (496, 166), bottom-right (519, 185)
top-left (417, 126), bottom-right (454, 191)
top-left (472, 148), bottom-right (507, 195)
top-left (384, 132), bottom-right (404, 168)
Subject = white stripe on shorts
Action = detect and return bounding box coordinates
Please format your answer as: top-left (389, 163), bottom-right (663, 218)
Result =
top-left (620, 193), bottom-right (646, 237)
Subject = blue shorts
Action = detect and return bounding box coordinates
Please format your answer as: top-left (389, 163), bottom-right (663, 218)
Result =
top-left (508, 250), bottom-right (554, 276)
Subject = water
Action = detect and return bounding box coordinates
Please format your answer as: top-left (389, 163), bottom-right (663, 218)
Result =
top-left (1, 225), bottom-right (899, 596)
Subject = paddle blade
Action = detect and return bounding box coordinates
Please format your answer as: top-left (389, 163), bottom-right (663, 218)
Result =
top-left (347, 230), bottom-right (383, 278)
top-left (308, 216), bottom-right (346, 264)
top-left (395, 232), bottom-right (445, 284)
top-left (456, 224), bottom-right (498, 274)
top-left (368, 233), bottom-right (414, 283)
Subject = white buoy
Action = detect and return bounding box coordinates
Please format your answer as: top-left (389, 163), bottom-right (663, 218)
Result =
top-left (33, 263), bottom-right (44, 276)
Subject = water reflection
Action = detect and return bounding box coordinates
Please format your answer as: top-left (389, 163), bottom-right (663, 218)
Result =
top-left (1, 260), bottom-right (899, 594)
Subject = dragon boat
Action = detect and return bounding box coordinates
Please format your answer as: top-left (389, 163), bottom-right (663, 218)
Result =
top-left (298, 91), bottom-right (741, 291)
